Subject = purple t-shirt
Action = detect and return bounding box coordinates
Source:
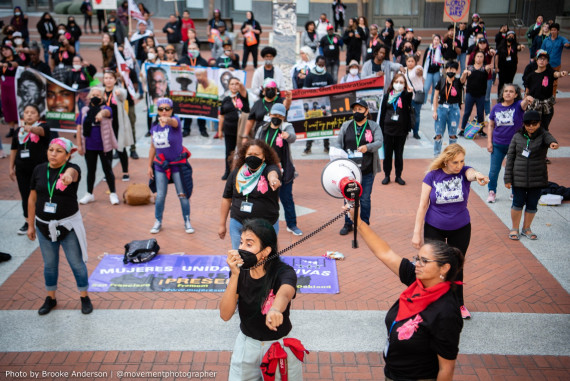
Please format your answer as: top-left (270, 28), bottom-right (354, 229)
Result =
top-left (489, 100), bottom-right (524, 146)
top-left (150, 116), bottom-right (183, 172)
top-left (423, 166), bottom-right (472, 231)
top-left (76, 106), bottom-right (113, 151)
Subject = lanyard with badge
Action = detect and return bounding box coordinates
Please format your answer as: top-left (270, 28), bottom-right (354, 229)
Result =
top-left (348, 120), bottom-right (366, 166)
top-left (327, 35), bottom-right (336, 50)
top-left (522, 134), bottom-right (531, 158)
top-left (1, 63), bottom-right (8, 82)
top-left (506, 46), bottom-right (512, 61)
top-left (265, 128), bottom-right (279, 148)
top-left (391, 96), bottom-right (400, 121)
top-left (384, 320), bottom-right (398, 357)
top-left (44, 164), bottom-right (66, 214)
top-left (442, 81), bottom-right (454, 108)
top-left (262, 99), bottom-right (274, 122)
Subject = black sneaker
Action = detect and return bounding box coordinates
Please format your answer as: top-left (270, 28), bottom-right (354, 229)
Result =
top-left (0, 252), bottom-right (12, 262)
top-left (130, 150), bottom-right (139, 160)
top-left (122, 174), bottom-right (130, 182)
top-left (381, 177), bottom-right (390, 185)
top-left (221, 173), bottom-right (229, 180)
top-left (113, 151), bottom-right (119, 159)
top-left (413, 133), bottom-right (421, 139)
top-left (38, 296), bottom-right (57, 315)
top-left (200, 130), bottom-right (209, 137)
top-left (339, 224), bottom-right (353, 236)
top-left (395, 177), bottom-right (406, 186)
top-left (183, 131), bottom-right (190, 137)
top-left (5, 128), bottom-right (14, 138)
top-left (17, 222), bottom-right (28, 235)
top-left (80, 296), bottom-right (93, 314)
top-left (302, 148), bottom-right (311, 155)
top-left (458, 130), bottom-right (464, 137)
top-left (479, 131), bottom-right (487, 137)
top-left (145, 132), bottom-right (151, 137)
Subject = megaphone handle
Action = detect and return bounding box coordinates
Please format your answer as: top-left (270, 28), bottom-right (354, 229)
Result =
top-left (352, 193), bottom-right (359, 249)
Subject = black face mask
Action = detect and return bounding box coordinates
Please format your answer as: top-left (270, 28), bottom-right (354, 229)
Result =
top-left (353, 111), bottom-right (367, 122)
top-left (238, 249), bottom-right (259, 270)
top-left (404, 47), bottom-right (412, 53)
top-left (446, 72), bottom-right (456, 78)
top-left (245, 155), bottom-right (263, 170)
top-left (265, 88), bottom-right (276, 99)
top-left (91, 96), bottom-right (102, 106)
top-left (271, 117), bottom-right (283, 126)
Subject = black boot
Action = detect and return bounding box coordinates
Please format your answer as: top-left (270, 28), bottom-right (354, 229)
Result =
top-left (38, 296), bottom-right (57, 315)
top-left (81, 296), bottom-right (93, 314)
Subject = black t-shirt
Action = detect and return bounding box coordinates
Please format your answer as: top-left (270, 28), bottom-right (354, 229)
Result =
top-left (260, 124), bottom-right (294, 182)
top-left (51, 48), bottom-right (75, 66)
top-left (236, 261), bottom-right (297, 341)
top-left (216, 54), bottom-right (241, 70)
top-left (220, 93), bottom-right (250, 135)
top-left (384, 258), bottom-right (463, 380)
top-left (264, 67), bottom-right (274, 80)
top-left (320, 35), bottom-right (341, 63)
top-left (525, 67), bottom-right (555, 100)
top-left (437, 77), bottom-right (463, 105)
top-left (371, 61), bottom-right (382, 74)
top-left (30, 162), bottom-right (81, 221)
top-left (343, 120), bottom-right (374, 175)
top-left (222, 164), bottom-right (281, 224)
top-left (248, 97), bottom-right (284, 133)
top-left (11, 123), bottom-right (51, 171)
top-left (303, 71), bottom-right (334, 88)
top-left (465, 66), bottom-right (488, 97)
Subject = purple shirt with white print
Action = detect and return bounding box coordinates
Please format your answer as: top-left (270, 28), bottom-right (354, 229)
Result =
top-left (150, 115), bottom-right (183, 172)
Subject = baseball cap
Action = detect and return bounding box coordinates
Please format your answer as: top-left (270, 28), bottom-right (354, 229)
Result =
top-left (351, 99), bottom-right (368, 109)
top-left (270, 103), bottom-right (286, 117)
top-left (536, 49), bottom-right (550, 60)
top-left (523, 110), bottom-right (541, 123)
top-left (263, 78), bottom-right (277, 88)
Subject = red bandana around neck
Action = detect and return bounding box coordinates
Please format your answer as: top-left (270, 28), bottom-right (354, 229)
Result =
top-left (396, 279), bottom-right (451, 321)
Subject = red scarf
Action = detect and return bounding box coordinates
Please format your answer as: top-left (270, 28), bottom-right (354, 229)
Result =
top-left (260, 338), bottom-right (309, 381)
top-left (153, 146), bottom-right (191, 180)
top-left (396, 279), bottom-right (451, 321)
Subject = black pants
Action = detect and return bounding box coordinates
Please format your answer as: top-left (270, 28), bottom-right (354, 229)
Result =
top-left (541, 110), bottom-right (554, 131)
top-left (105, 149), bottom-right (128, 174)
top-left (183, 118), bottom-right (207, 134)
top-left (224, 134), bottom-right (237, 176)
top-left (85, 150), bottom-right (116, 193)
top-left (334, 18), bottom-right (344, 32)
top-left (424, 222), bottom-right (471, 305)
top-left (97, 10), bottom-right (105, 32)
top-left (305, 139), bottom-right (329, 151)
top-left (497, 67), bottom-right (516, 98)
top-left (382, 134), bottom-right (407, 178)
top-left (16, 166), bottom-right (34, 218)
top-left (83, 14), bottom-right (92, 31)
top-left (242, 44), bottom-right (258, 68)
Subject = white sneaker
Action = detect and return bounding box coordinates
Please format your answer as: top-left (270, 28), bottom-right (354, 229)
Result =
top-left (109, 193), bottom-right (120, 205)
top-left (184, 218), bottom-right (195, 234)
top-left (150, 220), bottom-right (162, 234)
top-left (79, 193), bottom-right (95, 204)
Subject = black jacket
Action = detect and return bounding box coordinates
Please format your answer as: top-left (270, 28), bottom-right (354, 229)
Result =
top-left (380, 90), bottom-right (413, 136)
top-left (37, 18), bottom-right (57, 40)
top-left (163, 17), bottom-right (182, 44)
top-left (504, 128), bottom-right (557, 188)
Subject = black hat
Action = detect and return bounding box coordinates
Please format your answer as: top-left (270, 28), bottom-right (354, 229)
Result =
top-left (351, 99), bottom-right (368, 109)
top-left (523, 110), bottom-right (541, 123)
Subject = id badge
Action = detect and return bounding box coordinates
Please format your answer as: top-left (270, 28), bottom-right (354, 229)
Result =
top-left (44, 202), bottom-right (57, 214)
top-left (329, 44), bottom-right (335, 50)
top-left (58, 63), bottom-right (64, 69)
top-left (506, 56), bottom-right (512, 61)
top-left (391, 114), bottom-right (399, 121)
top-left (72, 83), bottom-right (79, 90)
top-left (263, 114), bottom-right (271, 123)
top-left (1, 75), bottom-right (4, 81)
top-left (367, 48), bottom-right (373, 54)
top-left (240, 201), bottom-right (253, 213)
top-left (383, 337), bottom-right (390, 357)
top-left (348, 151), bottom-right (363, 167)
top-left (522, 148), bottom-right (530, 158)
top-left (442, 103), bottom-right (450, 109)
top-left (20, 149), bottom-right (30, 159)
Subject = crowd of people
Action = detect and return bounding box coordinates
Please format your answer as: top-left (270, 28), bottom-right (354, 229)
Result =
top-left (0, 4), bottom-right (565, 380)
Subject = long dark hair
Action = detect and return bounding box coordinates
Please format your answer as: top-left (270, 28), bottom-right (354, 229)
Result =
top-left (498, 83), bottom-right (522, 103)
top-left (232, 139), bottom-right (280, 170)
top-left (386, 73), bottom-right (406, 94)
top-left (424, 240), bottom-right (465, 282)
top-left (241, 219), bottom-right (289, 309)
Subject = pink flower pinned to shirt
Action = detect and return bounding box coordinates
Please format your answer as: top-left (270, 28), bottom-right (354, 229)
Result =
top-left (261, 290), bottom-right (276, 315)
top-left (276, 134), bottom-right (283, 147)
top-left (235, 97), bottom-right (243, 110)
top-left (451, 86), bottom-right (457, 97)
top-left (396, 314), bottom-right (423, 340)
top-left (55, 174), bottom-right (68, 192)
top-left (542, 76), bottom-right (549, 87)
top-left (257, 175), bottom-right (268, 194)
top-left (397, 97), bottom-right (403, 108)
top-left (29, 133), bottom-right (40, 143)
top-left (80, 73), bottom-right (85, 81)
top-left (62, 51), bottom-right (69, 59)
top-left (365, 129), bottom-right (373, 143)
top-left (333, 37), bottom-right (338, 44)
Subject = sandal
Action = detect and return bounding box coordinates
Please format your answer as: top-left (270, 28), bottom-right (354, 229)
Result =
top-left (508, 230), bottom-right (519, 240)
top-left (521, 228), bottom-right (538, 240)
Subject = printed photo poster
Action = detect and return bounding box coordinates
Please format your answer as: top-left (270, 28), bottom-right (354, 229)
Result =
top-left (146, 63), bottom-right (172, 115)
top-left (288, 77), bottom-right (384, 140)
top-left (92, 0), bottom-right (117, 10)
top-left (217, 69), bottom-right (246, 99)
top-left (15, 67), bottom-right (78, 132)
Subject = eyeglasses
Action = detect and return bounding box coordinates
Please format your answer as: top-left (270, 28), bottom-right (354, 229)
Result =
top-left (157, 107), bottom-right (172, 112)
top-left (412, 255), bottom-right (444, 266)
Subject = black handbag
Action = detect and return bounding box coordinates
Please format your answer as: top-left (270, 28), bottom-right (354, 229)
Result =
top-left (123, 239), bottom-right (160, 264)
top-left (406, 70), bottom-right (425, 104)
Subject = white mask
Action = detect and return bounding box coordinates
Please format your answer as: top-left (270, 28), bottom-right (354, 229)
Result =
top-left (15, 12), bottom-right (21, 16)
top-left (224, 50), bottom-right (231, 56)
top-left (393, 83), bottom-right (404, 92)
top-left (58, 29), bottom-right (65, 35)
top-left (73, 64), bottom-right (82, 70)
top-left (147, 53), bottom-right (156, 61)
top-left (349, 68), bottom-right (359, 76)
top-left (14, 38), bottom-right (23, 46)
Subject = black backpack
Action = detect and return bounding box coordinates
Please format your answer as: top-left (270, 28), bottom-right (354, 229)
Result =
top-left (123, 239), bottom-right (160, 264)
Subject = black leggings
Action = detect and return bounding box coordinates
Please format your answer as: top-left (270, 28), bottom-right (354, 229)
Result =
top-left (16, 166), bottom-right (34, 218)
top-left (105, 149), bottom-right (128, 174)
top-left (383, 134), bottom-right (407, 178)
top-left (85, 150), bottom-right (116, 193)
top-left (424, 222), bottom-right (471, 305)
top-left (242, 44), bottom-right (258, 68)
top-left (84, 14), bottom-right (92, 31)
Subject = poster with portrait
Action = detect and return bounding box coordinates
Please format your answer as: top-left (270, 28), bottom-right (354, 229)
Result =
top-left (145, 64), bottom-right (246, 121)
top-left (92, 0), bottom-right (117, 10)
top-left (15, 67), bottom-right (78, 133)
top-left (288, 77), bottom-right (384, 140)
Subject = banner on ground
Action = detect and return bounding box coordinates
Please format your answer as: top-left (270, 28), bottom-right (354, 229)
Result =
top-left (443, 0), bottom-right (471, 23)
top-left (287, 77), bottom-right (384, 140)
top-left (15, 67), bottom-right (80, 133)
top-left (92, 0), bottom-right (117, 10)
top-left (145, 64), bottom-right (246, 120)
top-left (88, 254), bottom-right (339, 294)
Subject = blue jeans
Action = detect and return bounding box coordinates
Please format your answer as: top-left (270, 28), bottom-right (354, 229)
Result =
top-left (229, 218), bottom-right (279, 250)
top-left (411, 100), bottom-right (422, 135)
top-left (434, 104), bottom-right (460, 156)
top-left (74, 40), bottom-right (80, 54)
top-left (488, 143), bottom-right (509, 192)
top-left (279, 180), bottom-right (297, 228)
top-left (485, 79), bottom-right (493, 115)
top-left (345, 172), bottom-right (375, 226)
top-left (424, 71), bottom-right (441, 104)
top-left (41, 39), bottom-right (51, 63)
top-left (37, 228), bottom-right (89, 292)
top-left (458, 53), bottom-right (467, 73)
top-left (461, 93), bottom-right (485, 131)
top-left (154, 169), bottom-right (190, 223)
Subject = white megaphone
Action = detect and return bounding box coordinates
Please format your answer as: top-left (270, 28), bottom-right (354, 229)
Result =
top-left (321, 159), bottom-right (363, 248)
top-left (321, 159), bottom-right (363, 201)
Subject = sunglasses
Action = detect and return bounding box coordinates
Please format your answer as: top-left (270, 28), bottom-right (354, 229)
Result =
top-left (158, 107), bottom-right (172, 112)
